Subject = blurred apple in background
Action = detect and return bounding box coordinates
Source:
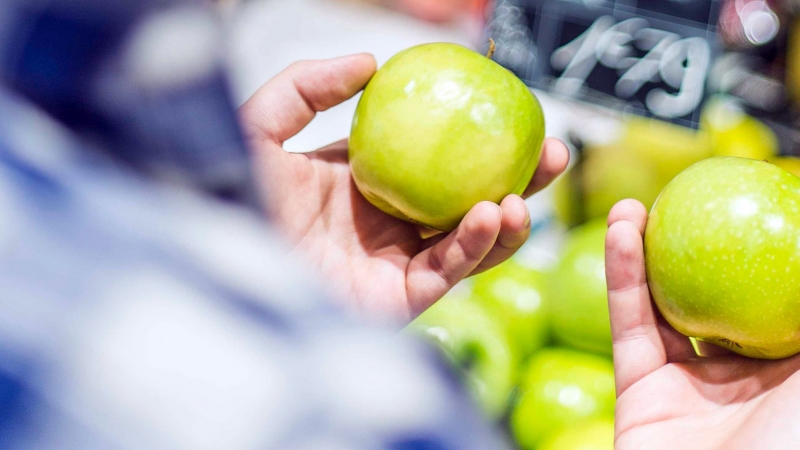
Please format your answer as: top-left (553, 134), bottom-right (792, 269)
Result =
top-left (552, 165), bottom-right (583, 228)
top-left (621, 116), bottom-right (712, 187)
top-left (538, 418), bottom-right (615, 450)
top-left (700, 95), bottom-right (779, 160)
top-left (511, 348), bottom-right (615, 450)
top-left (471, 257), bottom-right (549, 358)
top-left (581, 148), bottom-right (660, 224)
top-left (407, 289), bottom-right (520, 418)
top-left (391, 0), bottom-right (471, 22)
top-left (548, 219), bottom-right (612, 356)
top-left (554, 116), bottom-right (710, 228)
top-left (554, 146), bottom-right (660, 228)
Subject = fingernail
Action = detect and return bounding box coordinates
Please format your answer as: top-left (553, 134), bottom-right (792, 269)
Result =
top-left (523, 215), bottom-right (531, 229)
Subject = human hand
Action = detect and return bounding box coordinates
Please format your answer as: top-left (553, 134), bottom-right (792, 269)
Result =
top-left (345, 0), bottom-right (471, 23)
top-left (239, 54), bottom-right (568, 322)
top-left (605, 199), bottom-right (800, 450)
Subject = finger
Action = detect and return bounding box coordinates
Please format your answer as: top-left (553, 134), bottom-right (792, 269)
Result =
top-left (406, 201), bottom-right (502, 317)
top-left (606, 205), bottom-right (668, 397)
top-left (470, 194), bottom-right (530, 275)
top-left (607, 198), bottom-right (648, 234)
top-left (607, 201), bottom-right (699, 363)
top-left (306, 138), bottom-right (350, 165)
top-left (239, 53), bottom-right (377, 144)
top-left (522, 137), bottom-right (570, 197)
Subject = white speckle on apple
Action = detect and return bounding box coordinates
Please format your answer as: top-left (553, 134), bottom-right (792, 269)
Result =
top-left (431, 79), bottom-right (472, 108)
top-left (557, 386), bottom-right (584, 407)
top-left (729, 196), bottom-right (759, 218)
top-left (404, 80), bottom-right (417, 96)
top-left (423, 326), bottom-right (454, 349)
top-left (515, 287), bottom-right (542, 312)
top-left (470, 102), bottom-right (497, 126)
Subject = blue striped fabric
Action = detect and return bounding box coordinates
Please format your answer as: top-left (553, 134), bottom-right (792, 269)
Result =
top-left (0, 1), bottom-right (507, 448)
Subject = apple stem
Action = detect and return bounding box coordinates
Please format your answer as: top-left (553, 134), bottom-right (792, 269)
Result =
top-left (486, 38), bottom-right (496, 60)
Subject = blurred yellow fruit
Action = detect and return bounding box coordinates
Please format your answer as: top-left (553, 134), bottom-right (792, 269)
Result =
top-left (621, 116), bottom-right (712, 186)
top-left (554, 117), bottom-right (710, 228)
top-left (700, 95), bottom-right (779, 160)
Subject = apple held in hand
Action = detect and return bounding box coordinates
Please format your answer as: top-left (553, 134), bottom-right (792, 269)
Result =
top-left (511, 348), bottom-right (615, 450)
top-left (645, 157), bottom-right (800, 359)
top-left (349, 42), bottom-right (545, 231)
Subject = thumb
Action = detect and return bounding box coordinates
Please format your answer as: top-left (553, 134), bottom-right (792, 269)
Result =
top-left (239, 53), bottom-right (377, 145)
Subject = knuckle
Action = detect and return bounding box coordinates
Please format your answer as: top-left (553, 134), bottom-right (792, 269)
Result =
top-left (287, 59), bottom-right (314, 73)
top-left (428, 249), bottom-right (456, 287)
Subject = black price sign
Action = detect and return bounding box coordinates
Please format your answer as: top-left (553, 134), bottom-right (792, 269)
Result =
top-left (487, 0), bottom-right (722, 127)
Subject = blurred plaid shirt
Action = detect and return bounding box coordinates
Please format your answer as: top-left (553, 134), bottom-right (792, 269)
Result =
top-left (0, 0), bottom-right (506, 448)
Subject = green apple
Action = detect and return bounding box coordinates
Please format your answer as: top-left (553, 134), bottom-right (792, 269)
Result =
top-left (581, 149), bottom-right (662, 223)
top-left (407, 288), bottom-right (519, 418)
top-left (549, 219), bottom-right (612, 356)
top-left (553, 147), bottom-right (660, 228)
top-left (349, 43), bottom-right (545, 231)
top-left (538, 418), bottom-right (615, 450)
top-left (511, 348), bottom-right (616, 450)
top-left (621, 116), bottom-right (712, 186)
top-left (554, 117), bottom-right (709, 228)
top-left (700, 95), bottom-right (778, 160)
top-left (645, 157), bottom-right (800, 359)
top-left (552, 163), bottom-right (584, 227)
top-left (470, 257), bottom-right (549, 357)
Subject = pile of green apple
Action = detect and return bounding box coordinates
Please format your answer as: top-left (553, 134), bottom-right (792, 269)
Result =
top-left (408, 220), bottom-right (616, 449)
top-left (356, 41), bottom-right (618, 448)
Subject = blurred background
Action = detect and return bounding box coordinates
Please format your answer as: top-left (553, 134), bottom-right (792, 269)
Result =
top-left (221, 0), bottom-right (800, 448)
